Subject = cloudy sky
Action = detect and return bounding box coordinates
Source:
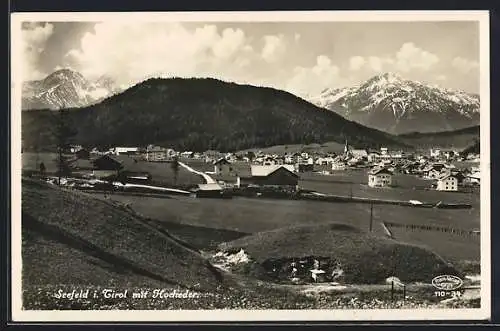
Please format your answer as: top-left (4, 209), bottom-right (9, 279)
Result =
top-left (20, 20), bottom-right (480, 96)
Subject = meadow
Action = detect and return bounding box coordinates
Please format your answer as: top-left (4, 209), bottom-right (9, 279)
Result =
top-left (91, 192), bottom-right (480, 263)
top-left (300, 170), bottom-right (479, 207)
top-left (24, 152), bottom-right (481, 264)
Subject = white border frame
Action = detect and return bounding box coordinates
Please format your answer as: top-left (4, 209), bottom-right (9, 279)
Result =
top-left (10, 10), bottom-right (491, 322)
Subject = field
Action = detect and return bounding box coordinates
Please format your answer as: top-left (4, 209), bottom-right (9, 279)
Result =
top-left (300, 170), bottom-right (480, 207)
top-left (22, 153), bottom-right (205, 187)
top-left (24, 152), bottom-right (480, 267)
top-left (92, 191), bottom-right (480, 263)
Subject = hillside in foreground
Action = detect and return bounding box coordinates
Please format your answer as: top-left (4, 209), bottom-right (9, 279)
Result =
top-left (22, 178), bottom-right (224, 292)
top-left (21, 78), bottom-right (406, 152)
top-left (218, 223), bottom-right (461, 284)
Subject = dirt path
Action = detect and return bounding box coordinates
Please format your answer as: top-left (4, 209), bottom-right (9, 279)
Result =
top-left (178, 161), bottom-right (216, 184)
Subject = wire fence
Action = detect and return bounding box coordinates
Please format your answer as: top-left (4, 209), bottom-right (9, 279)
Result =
top-left (383, 221), bottom-right (480, 238)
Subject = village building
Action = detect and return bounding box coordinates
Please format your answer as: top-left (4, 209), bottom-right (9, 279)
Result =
top-left (368, 167), bottom-right (393, 188)
top-left (422, 163), bottom-right (447, 179)
top-left (430, 148), bottom-right (441, 158)
top-left (367, 151), bottom-right (380, 163)
top-left (389, 151), bottom-right (404, 159)
top-left (262, 156), bottom-right (278, 166)
top-left (351, 149), bottom-right (368, 159)
top-left (436, 173), bottom-right (458, 191)
top-left (144, 145), bottom-right (167, 162)
top-left (75, 148), bottom-right (90, 159)
top-left (315, 156), bottom-right (335, 166)
top-left (331, 159), bottom-right (347, 171)
top-left (192, 183), bottom-right (225, 198)
top-left (116, 171), bottom-right (152, 184)
top-left (238, 165), bottom-right (299, 190)
top-left (68, 144), bottom-right (83, 153)
top-left (89, 147), bottom-right (105, 156)
top-left (109, 147), bottom-right (139, 155)
top-left (93, 155), bottom-right (124, 171)
top-left (297, 163), bottom-right (314, 173)
top-left (213, 158), bottom-right (237, 177)
top-left (284, 155), bottom-right (294, 164)
top-left (465, 171), bottom-right (481, 185)
top-left (181, 151), bottom-right (194, 158)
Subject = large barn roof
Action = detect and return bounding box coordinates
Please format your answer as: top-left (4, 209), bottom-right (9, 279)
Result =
top-left (250, 165), bottom-right (296, 177)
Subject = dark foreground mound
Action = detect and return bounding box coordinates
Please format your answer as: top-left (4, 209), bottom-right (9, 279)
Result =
top-left (218, 223), bottom-right (461, 284)
top-left (22, 178), bottom-right (224, 291)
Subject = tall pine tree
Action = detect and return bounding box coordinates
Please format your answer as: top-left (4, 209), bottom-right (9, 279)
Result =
top-left (54, 106), bottom-right (77, 185)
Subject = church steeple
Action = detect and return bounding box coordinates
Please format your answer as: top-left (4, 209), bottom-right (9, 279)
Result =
top-left (344, 139), bottom-right (350, 155)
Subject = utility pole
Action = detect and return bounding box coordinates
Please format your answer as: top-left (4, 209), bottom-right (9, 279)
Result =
top-left (369, 202), bottom-right (374, 232)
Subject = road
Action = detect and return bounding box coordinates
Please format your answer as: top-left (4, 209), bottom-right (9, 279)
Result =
top-left (178, 161), bottom-right (216, 184)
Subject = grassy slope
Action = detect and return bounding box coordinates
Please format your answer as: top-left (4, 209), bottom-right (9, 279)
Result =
top-left (96, 191), bottom-right (480, 263)
top-left (22, 178), bottom-right (224, 291)
top-left (219, 223), bottom-right (461, 284)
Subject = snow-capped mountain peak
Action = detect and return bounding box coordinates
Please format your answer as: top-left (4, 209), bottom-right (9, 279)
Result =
top-left (308, 73), bottom-right (480, 134)
top-left (22, 69), bottom-right (121, 110)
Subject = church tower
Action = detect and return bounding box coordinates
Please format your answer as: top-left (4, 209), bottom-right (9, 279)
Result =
top-left (343, 139), bottom-right (351, 157)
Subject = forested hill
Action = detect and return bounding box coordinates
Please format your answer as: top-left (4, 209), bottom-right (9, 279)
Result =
top-left (398, 125), bottom-right (479, 149)
top-left (22, 78), bottom-right (406, 152)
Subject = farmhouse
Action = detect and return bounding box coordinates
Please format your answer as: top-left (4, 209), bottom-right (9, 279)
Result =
top-left (93, 155), bottom-right (124, 171)
top-left (193, 183), bottom-right (226, 198)
top-left (238, 165), bottom-right (299, 189)
top-left (211, 158), bottom-right (236, 177)
top-left (436, 173), bottom-right (458, 191)
top-left (368, 167), bottom-right (393, 188)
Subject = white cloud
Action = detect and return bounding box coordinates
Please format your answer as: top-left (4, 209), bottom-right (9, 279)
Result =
top-left (451, 57), bottom-right (479, 74)
top-left (65, 22), bottom-right (259, 87)
top-left (349, 56), bottom-right (366, 71)
top-left (261, 34), bottom-right (286, 63)
top-left (286, 55), bottom-right (341, 96)
top-left (435, 74), bottom-right (447, 81)
top-left (395, 42), bottom-right (439, 72)
top-left (21, 22), bottom-right (54, 81)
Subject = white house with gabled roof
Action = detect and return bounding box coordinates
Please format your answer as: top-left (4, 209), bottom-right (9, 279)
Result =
top-left (368, 167), bottom-right (393, 187)
top-left (436, 173), bottom-right (458, 191)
